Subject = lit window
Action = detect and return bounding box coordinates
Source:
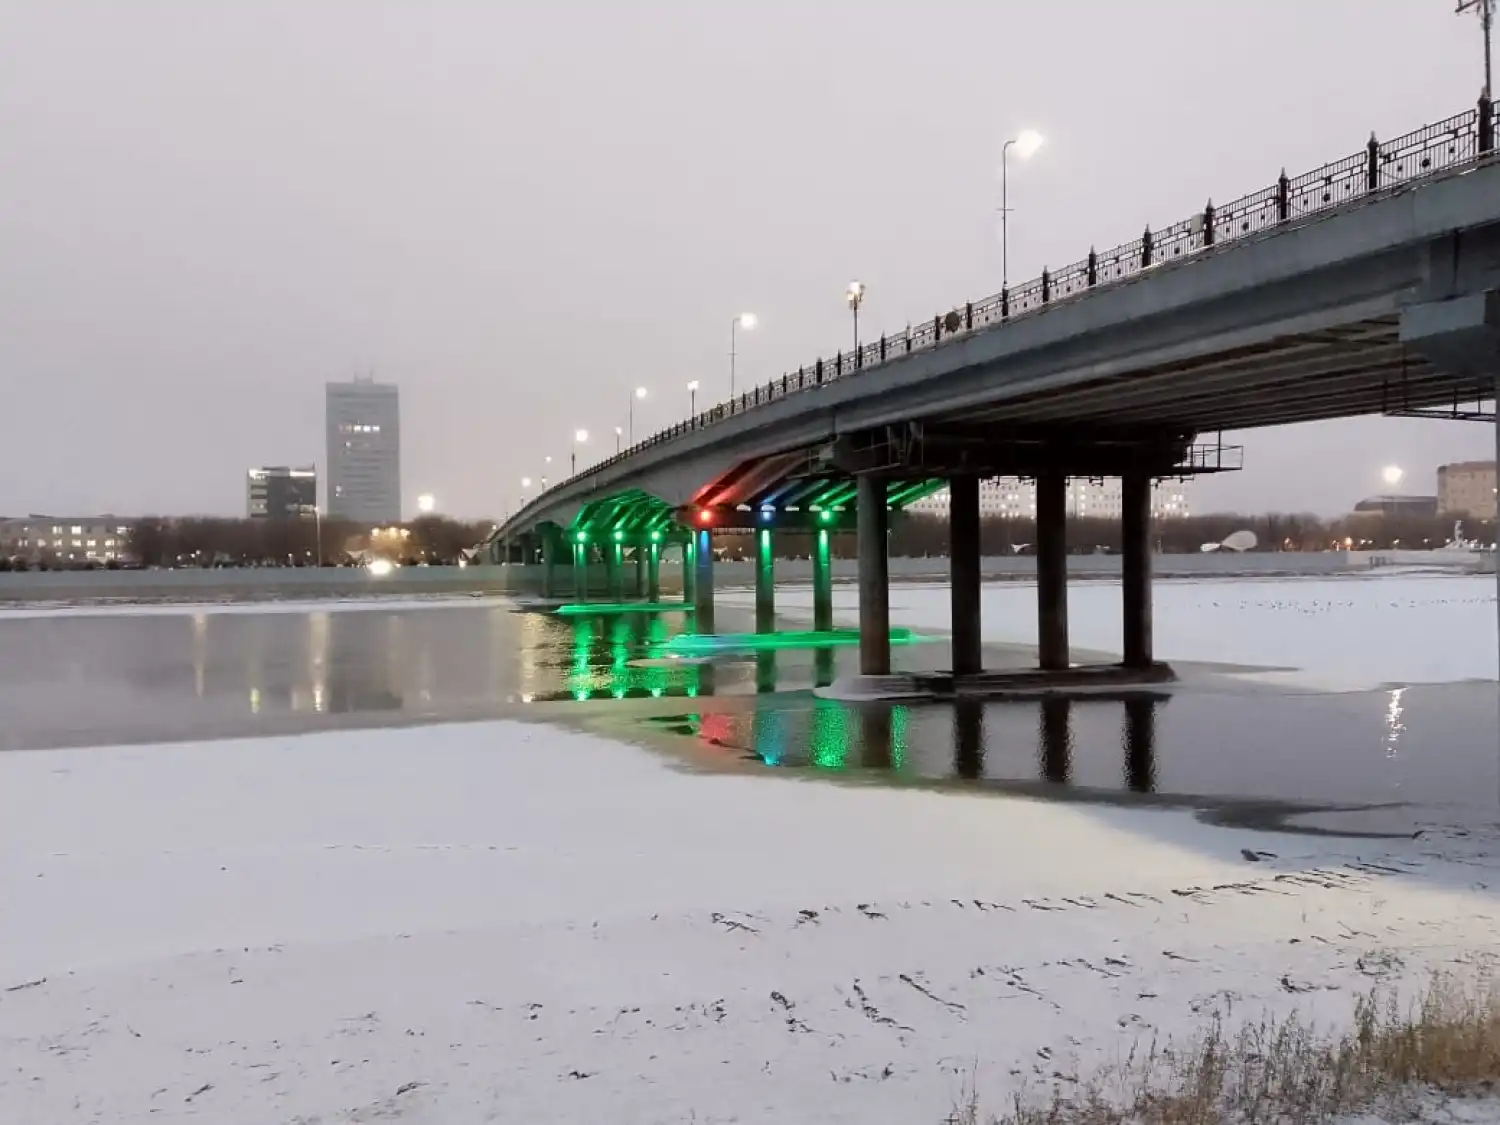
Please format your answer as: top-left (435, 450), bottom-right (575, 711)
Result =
top-left (86, 539), bottom-right (97, 548)
top-left (105, 539), bottom-right (116, 548)
top-left (72, 539), bottom-right (82, 548)
top-left (71, 526), bottom-right (82, 534)
top-left (51, 526), bottom-right (61, 534)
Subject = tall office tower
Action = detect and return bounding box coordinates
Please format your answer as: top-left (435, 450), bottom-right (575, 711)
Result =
top-left (325, 377), bottom-right (401, 523)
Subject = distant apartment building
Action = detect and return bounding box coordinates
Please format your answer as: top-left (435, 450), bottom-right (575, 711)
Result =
top-left (246, 465), bottom-right (317, 521)
top-left (0, 515), bottom-right (133, 564)
top-left (1350, 494), bottom-right (1440, 518)
top-left (906, 477), bottom-right (1191, 520)
top-left (325, 378), bottom-right (401, 524)
top-left (1437, 460), bottom-right (1497, 520)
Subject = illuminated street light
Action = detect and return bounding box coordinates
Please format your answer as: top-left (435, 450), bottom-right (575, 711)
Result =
top-left (845, 281), bottom-right (865, 355)
top-left (416, 492), bottom-right (436, 514)
top-left (571, 428), bottom-right (589, 475)
top-left (1001, 129), bottom-right (1045, 290)
top-left (614, 424), bottom-right (623, 454)
top-left (730, 313), bottom-right (757, 399)
top-left (629, 385), bottom-right (647, 444)
top-left (687, 379), bottom-right (700, 416)
top-left (1382, 464), bottom-right (1405, 488)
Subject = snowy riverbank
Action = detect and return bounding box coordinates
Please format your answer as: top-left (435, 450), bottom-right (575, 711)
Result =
top-left (3, 719), bottom-right (1498, 1123)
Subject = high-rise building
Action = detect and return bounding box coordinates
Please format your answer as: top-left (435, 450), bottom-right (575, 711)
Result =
top-left (906, 477), bottom-right (1191, 520)
top-left (325, 378), bottom-right (401, 524)
top-left (246, 465), bottom-right (318, 521)
top-left (1437, 460), bottom-right (1497, 520)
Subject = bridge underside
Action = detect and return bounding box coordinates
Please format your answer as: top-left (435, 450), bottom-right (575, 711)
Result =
top-left (942, 317), bottom-right (1489, 432)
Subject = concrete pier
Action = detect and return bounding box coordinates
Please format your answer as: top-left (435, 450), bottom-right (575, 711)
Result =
top-left (693, 527), bottom-right (715, 633)
top-left (647, 541), bottom-right (661, 602)
top-left (755, 528), bottom-right (775, 633)
top-left (856, 475), bottom-right (890, 676)
top-left (948, 474), bottom-right (982, 676)
top-left (812, 527), bottom-right (833, 633)
top-left (1121, 470), bottom-right (1154, 669)
top-left (1036, 471), bottom-right (1069, 671)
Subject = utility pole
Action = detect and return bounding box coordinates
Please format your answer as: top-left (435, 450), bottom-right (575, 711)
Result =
top-left (1457, 0), bottom-right (1494, 98)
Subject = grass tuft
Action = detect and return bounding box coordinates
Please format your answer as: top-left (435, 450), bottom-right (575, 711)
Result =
top-left (948, 972), bottom-right (1500, 1125)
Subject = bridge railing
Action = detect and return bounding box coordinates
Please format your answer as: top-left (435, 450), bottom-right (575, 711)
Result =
top-left (512, 98), bottom-right (1494, 528)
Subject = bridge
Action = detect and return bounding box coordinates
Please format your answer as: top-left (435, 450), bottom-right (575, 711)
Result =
top-left (485, 99), bottom-right (1500, 688)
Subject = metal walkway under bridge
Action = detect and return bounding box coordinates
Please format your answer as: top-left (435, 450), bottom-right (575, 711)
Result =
top-left (486, 98), bottom-right (1500, 691)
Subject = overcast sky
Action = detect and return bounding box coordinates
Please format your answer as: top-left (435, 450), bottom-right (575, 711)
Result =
top-left (0, 0), bottom-right (1494, 520)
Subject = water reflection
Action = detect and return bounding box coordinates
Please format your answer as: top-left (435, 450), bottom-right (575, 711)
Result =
top-left (1039, 697), bottom-right (1073, 784)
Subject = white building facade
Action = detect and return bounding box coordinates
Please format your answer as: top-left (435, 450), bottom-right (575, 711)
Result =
top-left (906, 477), bottom-right (1191, 520)
top-left (325, 378), bottom-right (401, 524)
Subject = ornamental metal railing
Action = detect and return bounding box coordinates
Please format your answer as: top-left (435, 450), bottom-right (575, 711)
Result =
top-left (518, 97), bottom-right (1494, 522)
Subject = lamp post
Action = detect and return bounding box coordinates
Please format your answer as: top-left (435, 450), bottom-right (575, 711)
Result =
top-left (629, 385), bottom-right (647, 444)
top-left (688, 379), bottom-right (700, 416)
top-left (571, 429), bottom-right (588, 475)
top-left (614, 425), bottom-right (623, 454)
top-left (1457, 0), bottom-right (1494, 98)
top-left (845, 281), bottom-right (865, 355)
top-left (417, 493), bottom-right (436, 514)
top-left (1001, 129), bottom-right (1044, 290)
top-left (520, 475), bottom-right (532, 507)
top-left (730, 313), bottom-right (756, 399)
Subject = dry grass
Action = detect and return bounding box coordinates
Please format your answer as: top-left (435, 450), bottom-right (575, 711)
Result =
top-left (949, 973), bottom-right (1500, 1125)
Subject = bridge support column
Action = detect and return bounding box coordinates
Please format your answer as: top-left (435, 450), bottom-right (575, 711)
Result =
top-left (755, 527), bottom-right (775, 633)
top-left (608, 541), bottom-right (625, 601)
top-left (682, 539), bottom-right (695, 606)
top-left (856, 475), bottom-right (891, 677)
top-left (1036, 471), bottom-right (1070, 671)
top-left (647, 541), bottom-right (661, 601)
top-left (693, 527), bottom-right (715, 633)
top-left (541, 530), bottom-right (559, 600)
top-left (572, 539), bottom-right (589, 603)
top-left (948, 474), bottom-right (983, 677)
top-left (1121, 470), bottom-right (1154, 669)
top-left (633, 543), bottom-right (646, 598)
top-left (812, 527), bottom-right (833, 632)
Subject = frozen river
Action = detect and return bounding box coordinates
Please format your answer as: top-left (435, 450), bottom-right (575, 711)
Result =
top-left (0, 572), bottom-right (1496, 1123)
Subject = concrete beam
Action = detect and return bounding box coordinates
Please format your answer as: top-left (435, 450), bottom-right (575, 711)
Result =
top-left (1036, 472), bottom-right (1069, 672)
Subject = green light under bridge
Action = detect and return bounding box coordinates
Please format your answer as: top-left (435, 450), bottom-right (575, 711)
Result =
top-left (659, 628), bottom-right (926, 657)
top-left (554, 602), bottom-right (690, 617)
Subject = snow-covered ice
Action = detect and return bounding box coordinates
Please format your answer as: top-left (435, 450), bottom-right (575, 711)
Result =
top-left (726, 572), bottom-right (1499, 688)
top-left (3, 719), bottom-right (1500, 1123)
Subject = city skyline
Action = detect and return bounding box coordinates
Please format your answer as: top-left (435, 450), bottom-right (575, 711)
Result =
top-left (0, 1), bottom-right (1493, 520)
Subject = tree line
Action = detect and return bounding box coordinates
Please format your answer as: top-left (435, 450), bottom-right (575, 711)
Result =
top-left (115, 516), bottom-right (496, 569)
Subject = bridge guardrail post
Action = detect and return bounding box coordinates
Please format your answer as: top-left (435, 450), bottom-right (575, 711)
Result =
top-left (1203, 200), bottom-right (1215, 247)
top-left (964, 301), bottom-right (973, 329)
top-left (1366, 132), bottom-right (1379, 191)
top-left (816, 358), bottom-right (824, 384)
top-left (1041, 268), bottom-right (1050, 303)
top-left (1000, 288), bottom-right (1009, 318)
top-left (1481, 94), bottom-right (1495, 153)
top-left (905, 325), bottom-right (912, 352)
top-left (1141, 226), bottom-right (1153, 268)
top-left (1086, 248), bottom-right (1097, 287)
top-left (933, 314), bottom-right (941, 342)
top-left (1276, 169), bottom-right (1290, 222)
top-left (836, 351), bottom-right (843, 378)
top-left (880, 336), bottom-right (887, 361)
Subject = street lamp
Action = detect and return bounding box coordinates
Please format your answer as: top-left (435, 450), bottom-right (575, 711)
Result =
top-left (417, 492), bottom-right (436, 514)
top-left (1457, 0), bottom-right (1494, 99)
top-left (730, 313), bottom-right (756, 399)
top-left (614, 425), bottom-right (623, 453)
top-left (572, 429), bottom-right (588, 475)
top-left (1382, 464), bottom-right (1405, 489)
top-left (687, 379), bottom-right (700, 416)
top-left (520, 475), bottom-right (532, 506)
top-left (1001, 129), bottom-right (1045, 290)
top-left (629, 385), bottom-right (647, 444)
top-left (845, 281), bottom-right (865, 356)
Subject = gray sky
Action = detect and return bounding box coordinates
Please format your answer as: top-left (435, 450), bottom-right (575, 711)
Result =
top-left (0, 0), bottom-right (1493, 520)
